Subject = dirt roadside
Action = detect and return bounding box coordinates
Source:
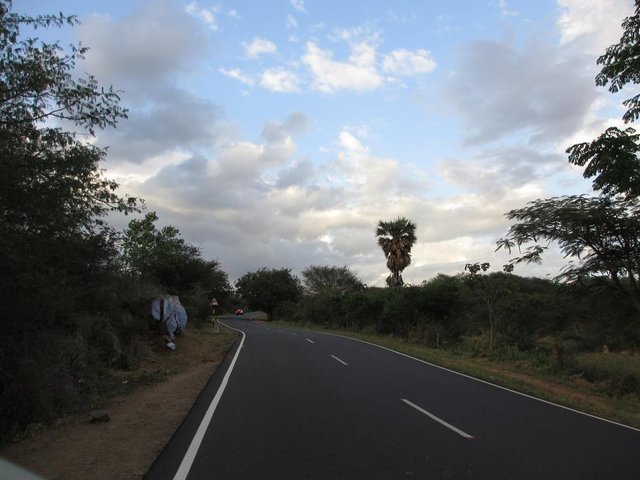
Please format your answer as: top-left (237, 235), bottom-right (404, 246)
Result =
top-left (1, 326), bottom-right (238, 480)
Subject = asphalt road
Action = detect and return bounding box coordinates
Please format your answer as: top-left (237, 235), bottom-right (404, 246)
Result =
top-left (147, 318), bottom-right (640, 480)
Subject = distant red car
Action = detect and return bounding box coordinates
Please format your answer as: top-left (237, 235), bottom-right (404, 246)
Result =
top-left (235, 308), bottom-right (244, 316)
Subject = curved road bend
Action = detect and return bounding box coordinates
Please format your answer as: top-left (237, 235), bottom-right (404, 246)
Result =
top-left (147, 318), bottom-right (640, 480)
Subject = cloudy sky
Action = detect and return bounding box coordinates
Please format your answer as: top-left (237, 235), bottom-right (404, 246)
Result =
top-left (22, 0), bottom-right (635, 286)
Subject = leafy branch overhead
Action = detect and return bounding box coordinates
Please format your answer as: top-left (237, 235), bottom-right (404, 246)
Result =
top-left (567, 127), bottom-right (640, 200)
top-left (595, 4), bottom-right (640, 124)
top-left (566, 1), bottom-right (640, 199)
top-left (0, 4), bottom-right (127, 134)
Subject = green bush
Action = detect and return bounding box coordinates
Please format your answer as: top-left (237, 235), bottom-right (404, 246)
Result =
top-left (378, 287), bottom-right (424, 338)
top-left (342, 289), bottom-right (386, 330)
top-left (273, 300), bottom-right (301, 322)
top-left (299, 290), bottom-right (345, 327)
top-left (1, 271), bottom-right (161, 444)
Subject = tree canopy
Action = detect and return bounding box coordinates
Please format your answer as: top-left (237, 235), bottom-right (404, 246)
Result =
top-left (0, 0), bottom-right (139, 320)
top-left (301, 265), bottom-right (364, 295)
top-left (235, 268), bottom-right (302, 320)
top-left (121, 212), bottom-right (230, 298)
top-left (0, 0), bottom-right (138, 282)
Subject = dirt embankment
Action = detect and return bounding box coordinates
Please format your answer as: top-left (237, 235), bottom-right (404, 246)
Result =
top-left (1, 326), bottom-right (237, 480)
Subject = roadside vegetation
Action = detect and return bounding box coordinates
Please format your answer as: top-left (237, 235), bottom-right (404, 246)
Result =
top-left (0, 2), bottom-right (233, 445)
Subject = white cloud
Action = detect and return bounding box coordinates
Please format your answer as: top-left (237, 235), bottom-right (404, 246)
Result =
top-left (303, 41), bottom-right (383, 93)
top-left (387, 10), bottom-right (417, 24)
top-left (446, 36), bottom-right (598, 145)
top-left (112, 111), bottom-right (564, 286)
top-left (437, 145), bottom-right (563, 201)
top-left (332, 129), bottom-right (422, 205)
top-left (300, 27), bottom-right (436, 93)
top-left (332, 24), bottom-right (381, 45)
top-left (338, 130), bottom-right (369, 156)
top-left (276, 159), bottom-right (315, 188)
top-left (79, 2), bottom-right (221, 168)
top-left (262, 112), bottom-right (311, 143)
top-left (286, 14), bottom-right (298, 29)
top-left (290, 0), bottom-right (306, 13)
top-left (219, 67), bottom-right (255, 85)
top-left (495, 0), bottom-right (517, 18)
top-left (98, 87), bottom-right (222, 164)
top-left (78, 5), bottom-right (207, 91)
top-left (96, 1), bottom-right (612, 287)
top-left (185, 1), bottom-right (218, 31)
top-left (557, 0), bottom-right (633, 54)
top-left (260, 68), bottom-right (302, 93)
top-left (243, 37), bottom-right (278, 58)
top-left (383, 49), bottom-right (436, 76)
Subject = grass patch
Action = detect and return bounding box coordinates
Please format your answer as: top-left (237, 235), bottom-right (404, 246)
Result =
top-left (87, 323), bottom-right (239, 414)
top-left (567, 351), bottom-right (640, 398)
top-left (272, 320), bottom-right (640, 430)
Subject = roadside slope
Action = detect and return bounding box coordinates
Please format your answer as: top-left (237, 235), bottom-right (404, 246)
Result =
top-left (1, 326), bottom-right (237, 480)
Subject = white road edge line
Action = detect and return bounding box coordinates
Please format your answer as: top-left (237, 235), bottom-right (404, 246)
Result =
top-left (313, 331), bottom-right (640, 433)
top-left (402, 399), bottom-right (474, 440)
top-left (306, 338), bottom-right (315, 344)
top-left (173, 322), bottom-right (246, 480)
top-left (331, 355), bottom-right (348, 366)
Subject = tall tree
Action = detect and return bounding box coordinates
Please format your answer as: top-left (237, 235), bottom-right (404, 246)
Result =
top-left (0, 0), bottom-right (138, 323)
top-left (235, 268), bottom-right (302, 320)
top-left (0, 0), bottom-right (137, 288)
top-left (0, 1), bottom-right (138, 440)
top-left (496, 195), bottom-right (640, 313)
top-left (567, 1), bottom-right (640, 199)
top-left (121, 212), bottom-right (230, 298)
top-left (464, 263), bottom-right (514, 351)
top-left (376, 216), bottom-right (417, 287)
top-left (301, 265), bottom-right (364, 295)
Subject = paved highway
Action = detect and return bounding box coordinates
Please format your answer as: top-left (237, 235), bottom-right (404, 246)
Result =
top-left (147, 318), bottom-right (640, 480)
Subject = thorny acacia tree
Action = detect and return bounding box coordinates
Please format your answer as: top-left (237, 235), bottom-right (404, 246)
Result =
top-left (376, 216), bottom-right (417, 287)
top-left (497, 195), bottom-right (640, 313)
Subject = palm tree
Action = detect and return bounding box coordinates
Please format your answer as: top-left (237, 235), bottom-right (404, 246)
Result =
top-left (376, 216), bottom-right (417, 287)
